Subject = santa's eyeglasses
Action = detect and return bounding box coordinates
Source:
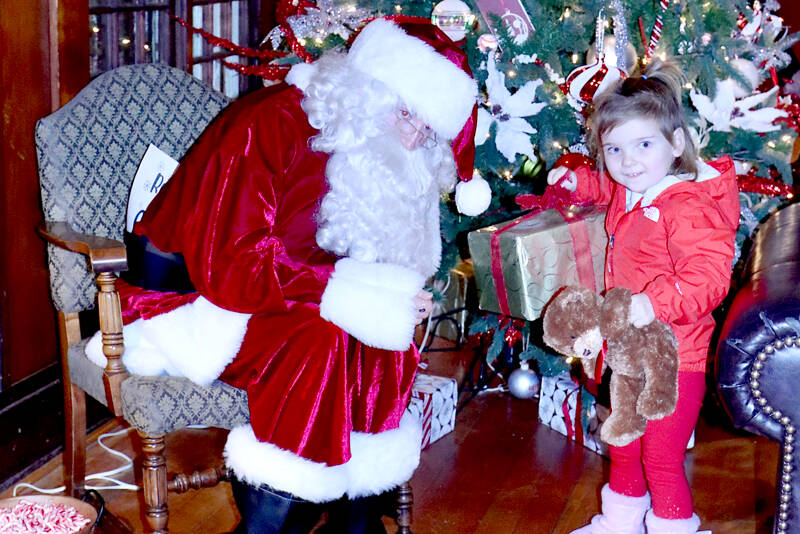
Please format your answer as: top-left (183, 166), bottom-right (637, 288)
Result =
top-left (395, 109), bottom-right (438, 149)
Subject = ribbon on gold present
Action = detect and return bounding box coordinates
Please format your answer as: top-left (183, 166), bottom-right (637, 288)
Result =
top-left (468, 205), bottom-right (608, 321)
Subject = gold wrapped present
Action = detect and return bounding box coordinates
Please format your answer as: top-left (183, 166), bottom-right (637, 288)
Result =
top-left (430, 260), bottom-right (474, 342)
top-left (467, 206), bottom-right (607, 321)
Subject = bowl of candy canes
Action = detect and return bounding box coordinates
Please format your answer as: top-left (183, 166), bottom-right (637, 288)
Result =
top-left (0, 494), bottom-right (97, 533)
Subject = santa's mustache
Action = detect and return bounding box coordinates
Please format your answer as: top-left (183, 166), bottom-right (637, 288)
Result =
top-left (355, 128), bottom-right (442, 197)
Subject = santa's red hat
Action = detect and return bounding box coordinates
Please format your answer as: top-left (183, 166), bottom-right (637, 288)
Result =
top-left (288, 17), bottom-right (490, 216)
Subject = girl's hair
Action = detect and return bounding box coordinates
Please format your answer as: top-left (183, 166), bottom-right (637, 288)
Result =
top-left (586, 57), bottom-right (698, 178)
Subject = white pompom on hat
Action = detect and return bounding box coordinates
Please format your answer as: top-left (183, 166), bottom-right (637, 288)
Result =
top-left (455, 170), bottom-right (492, 216)
top-left (288, 17), bottom-right (491, 216)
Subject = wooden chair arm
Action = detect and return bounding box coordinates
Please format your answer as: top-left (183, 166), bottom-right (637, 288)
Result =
top-left (36, 220), bottom-right (127, 273)
top-left (36, 220), bottom-right (130, 415)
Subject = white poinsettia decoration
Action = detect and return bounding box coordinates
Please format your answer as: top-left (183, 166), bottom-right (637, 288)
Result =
top-left (690, 79), bottom-right (787, 133)
top-left (476, 54), bottom-right (547, 163)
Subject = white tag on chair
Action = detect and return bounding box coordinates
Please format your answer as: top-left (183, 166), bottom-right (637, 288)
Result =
top-left (126, 144), bottom-right (179, 232)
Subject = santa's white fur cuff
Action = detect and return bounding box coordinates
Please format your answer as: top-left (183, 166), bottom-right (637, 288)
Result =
top-left (320, 258), bottom-right (424, 351)
top-left (85, 296), bottom-right (251, 386)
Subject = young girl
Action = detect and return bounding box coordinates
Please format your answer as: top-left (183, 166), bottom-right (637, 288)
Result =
top-left (548, 58), bottom-right (740, 534)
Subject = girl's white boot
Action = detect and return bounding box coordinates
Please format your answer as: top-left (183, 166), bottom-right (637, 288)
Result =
top-left (569, 484), bottom-right (650, 534)
top-left (644, 510), bottom-right (711, 533)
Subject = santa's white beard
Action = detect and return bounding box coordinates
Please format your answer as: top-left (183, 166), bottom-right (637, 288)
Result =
top-left (315, 129), bottom-right (454, 279)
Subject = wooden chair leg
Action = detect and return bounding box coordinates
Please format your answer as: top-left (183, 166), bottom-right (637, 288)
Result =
top-left (395, 480), bottom-right (413, 534)
top-left (63, 382), bottom-right (87, 498)
top-left (58, 312), bottom-right (86, 499)
top-left (140, 433), bottom-right (169, 534)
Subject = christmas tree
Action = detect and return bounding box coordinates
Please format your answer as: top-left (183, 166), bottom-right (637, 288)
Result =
top-left (210, 0), bottom-right (800, 371)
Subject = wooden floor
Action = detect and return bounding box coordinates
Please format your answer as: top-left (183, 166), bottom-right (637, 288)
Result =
top-left (1, 337), bottom-right (781, 533)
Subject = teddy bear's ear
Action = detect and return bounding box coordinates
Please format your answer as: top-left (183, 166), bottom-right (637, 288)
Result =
top-left (600, 287), bottom-right (633, 339)
top-left (542, 286), bottom-right (602, 351)
top-left (544, 286), bottom-right (600, 323)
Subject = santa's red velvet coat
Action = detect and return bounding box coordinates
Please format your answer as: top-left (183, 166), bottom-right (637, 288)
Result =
top-left (128, 84), bottom-right (420, 468)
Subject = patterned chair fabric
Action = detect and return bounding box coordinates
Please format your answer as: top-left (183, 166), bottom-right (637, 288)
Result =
top-left (122, 376), bottom-right (250, 435)
top-left (35, 64), bottom-right (249, 435)
top-left (36, 63), bottom-right (230, 313)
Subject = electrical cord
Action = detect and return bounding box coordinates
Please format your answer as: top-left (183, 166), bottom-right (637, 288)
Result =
top-left (13, 427), bottom-right (139, 496)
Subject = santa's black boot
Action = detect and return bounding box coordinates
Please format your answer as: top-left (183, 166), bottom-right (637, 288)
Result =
top-left (231, 478), bottom-right (322, 534)
top-left (319, 493), bottom-right (391, 534)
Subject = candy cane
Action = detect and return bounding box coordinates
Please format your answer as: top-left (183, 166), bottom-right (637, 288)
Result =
top-left (0, 500), bottom-right (91, 534)
top-left (645, 0), bottom-right (669, 59)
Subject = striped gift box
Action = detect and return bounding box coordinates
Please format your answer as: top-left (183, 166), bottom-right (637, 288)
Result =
top-left (405, 373), bottom-right (457, 448)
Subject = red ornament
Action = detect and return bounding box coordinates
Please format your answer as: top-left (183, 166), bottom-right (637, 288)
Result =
top-left (564, 12), bottom-right (627, 105)
top-left (564, 59), bottom-right (626, 105)
top-left (553, 153), bottom-right (596, 171)
top-left (499, 317), bottom-right (525, 347)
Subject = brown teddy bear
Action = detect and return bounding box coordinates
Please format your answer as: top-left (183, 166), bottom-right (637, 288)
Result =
top-left (542, 285), bottom-right (679, 447)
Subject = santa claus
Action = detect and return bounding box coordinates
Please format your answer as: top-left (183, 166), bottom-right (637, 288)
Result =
top-left (87, 17), bottom-right (485, 533)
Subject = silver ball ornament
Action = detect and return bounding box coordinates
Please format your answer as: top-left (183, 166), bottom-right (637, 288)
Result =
top-left (508, 363), bottom-right (540, 399)
top-left (586, 35), bottom-right (638, 74)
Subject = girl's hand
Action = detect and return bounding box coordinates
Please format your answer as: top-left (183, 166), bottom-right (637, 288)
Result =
top-left (547, 166), bottom-right (578, 192)
top-left (413, 290), bottom-right (434, 324)
top-left (629, 293), bottom-right (656, 328)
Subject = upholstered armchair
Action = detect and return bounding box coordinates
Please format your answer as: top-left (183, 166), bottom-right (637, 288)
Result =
top-left (35, 63), bottom-right (414, 534)
top-left (716, 200), bottom-right (800, 534)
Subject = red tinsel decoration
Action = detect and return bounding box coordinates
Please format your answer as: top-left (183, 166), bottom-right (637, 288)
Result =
top-left (171, 0), bottom-right (321, 82)
top-left (775, 92), bottom-right (800, 134)
top-left (272, 0), bottom-right (321, 63)
top-left (173, 16), bottom-right (287, 60)
top-left (738, 168), bottom-right (796, 197)
top-left (221, 60), bottom-right (290, 79)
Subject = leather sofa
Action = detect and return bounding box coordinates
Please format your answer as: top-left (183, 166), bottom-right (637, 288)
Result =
top-left (717, 200), bottom-right (800, 534)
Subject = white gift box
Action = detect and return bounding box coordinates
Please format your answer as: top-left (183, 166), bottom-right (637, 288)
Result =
top-left (538, 373), bottom-right (695, 453)
top-left (538, 373), bottom-right (609, 457)
top-left (405, 373), bottom-right (457, 448)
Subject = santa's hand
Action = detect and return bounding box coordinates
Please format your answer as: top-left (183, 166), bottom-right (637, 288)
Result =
top-left (413, 290), bottom-right (433, 324)
top-left (546, 166), bottom-right (577, 191)
top-left (629, 293), bottom-right (656, 328)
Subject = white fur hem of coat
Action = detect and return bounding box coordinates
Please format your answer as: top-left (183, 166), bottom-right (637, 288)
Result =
top-left (224, 412), bottom-right (422, 503)
top-left (319, 258), bottom-right (424, 351)
top-left (85, 296), bottom-right (251, 386)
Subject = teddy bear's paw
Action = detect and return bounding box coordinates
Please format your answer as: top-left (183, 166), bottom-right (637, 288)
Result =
top-left (636, 389), bottom-right (678, 420)
top-left (636, 392), bottom-right (677, 421)
top-left (600, 414), bottom-right (646, 447)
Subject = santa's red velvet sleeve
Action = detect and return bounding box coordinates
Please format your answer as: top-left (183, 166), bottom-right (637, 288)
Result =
top-left (138, 86), bottom-right (334, 314)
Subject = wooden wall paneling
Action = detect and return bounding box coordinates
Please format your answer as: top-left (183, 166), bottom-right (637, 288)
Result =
top-left (0, 0), bottom-right (94, 488)
top-left (1, 0), bottom-right (55, 388)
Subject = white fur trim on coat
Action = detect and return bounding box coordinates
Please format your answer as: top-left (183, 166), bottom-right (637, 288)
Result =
top-left (85, 296), bottom-right (251, 386)
top-left (346, 411), bottom-right (422, 498)
top-left (224, 412), bottom-right (422, 502)
top-left (224, 425), bottom-right (349, 503)
top-left (346, 19), bottom-right (476, 140)
top-left (319, 258), bottom-right (424, 351)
